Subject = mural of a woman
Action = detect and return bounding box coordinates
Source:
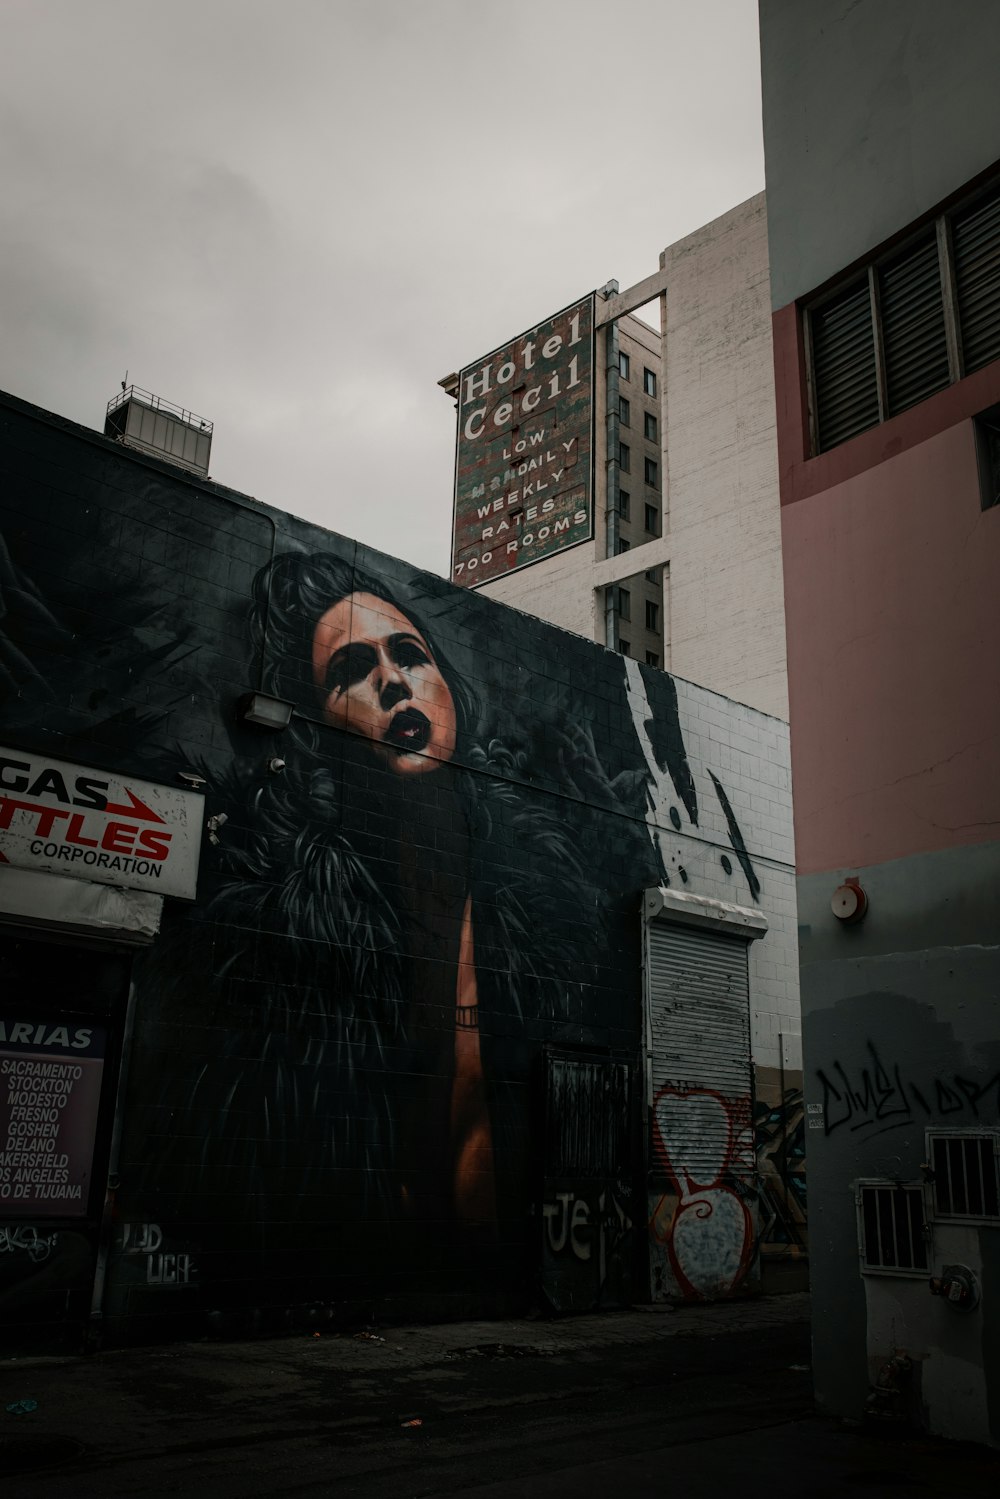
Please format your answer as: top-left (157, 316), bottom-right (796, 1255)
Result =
top-left (153, 550), bottom-right (604, 1291)
top-left (297, 559), bottom-right (495, 1227)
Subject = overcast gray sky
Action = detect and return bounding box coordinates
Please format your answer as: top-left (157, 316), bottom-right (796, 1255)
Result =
top-left (1, 0), bottom-right (764, 575)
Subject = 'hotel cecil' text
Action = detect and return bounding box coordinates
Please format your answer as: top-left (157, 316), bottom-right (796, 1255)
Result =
top-left (451, 295), bottom-right (594, 588)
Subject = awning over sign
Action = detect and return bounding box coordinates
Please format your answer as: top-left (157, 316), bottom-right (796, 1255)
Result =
top-left (0, 865), bottom-right (162, 943)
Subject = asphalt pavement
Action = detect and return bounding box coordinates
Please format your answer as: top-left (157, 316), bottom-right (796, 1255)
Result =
top-left (2, 1292), bottom-right (999, 1497)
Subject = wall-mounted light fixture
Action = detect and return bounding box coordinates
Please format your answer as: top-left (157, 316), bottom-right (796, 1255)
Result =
top-left (237, 692), bottom-right (294, 731)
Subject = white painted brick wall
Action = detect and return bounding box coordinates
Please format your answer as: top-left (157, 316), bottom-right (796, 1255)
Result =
top-left (470, 536), bottom-right (600, 640)
top-left (662, 674), bottom-right (799, 1071)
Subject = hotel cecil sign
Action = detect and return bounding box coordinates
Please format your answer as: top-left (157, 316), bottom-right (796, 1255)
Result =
top-left (451, 294), bottom-right (595, 588)
top-left (0, 747), bottom-right (204, 900)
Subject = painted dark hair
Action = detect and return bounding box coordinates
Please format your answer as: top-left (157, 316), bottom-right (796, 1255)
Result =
top-left (250, 550), bottom-right (480, 755)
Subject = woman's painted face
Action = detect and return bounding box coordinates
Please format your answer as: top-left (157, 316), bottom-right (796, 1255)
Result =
top-left (311, 592), bottom-right (457, 775)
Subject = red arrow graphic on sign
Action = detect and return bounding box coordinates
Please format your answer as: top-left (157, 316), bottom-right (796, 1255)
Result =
top-left (104, 789), bottom-right (166, 824)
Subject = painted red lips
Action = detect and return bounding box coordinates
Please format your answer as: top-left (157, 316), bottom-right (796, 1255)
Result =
top-left (384, 707), bottom-right (432, 754)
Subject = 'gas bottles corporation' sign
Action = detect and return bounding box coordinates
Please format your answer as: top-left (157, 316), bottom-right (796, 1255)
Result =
top-left (0, 747), bottom-right (204, 900)
top-left (451, 294), bottom-right (595, 588)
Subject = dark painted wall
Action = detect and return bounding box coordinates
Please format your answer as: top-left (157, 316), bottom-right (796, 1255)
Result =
top-left (2, 394), bottom-right (771, 1342)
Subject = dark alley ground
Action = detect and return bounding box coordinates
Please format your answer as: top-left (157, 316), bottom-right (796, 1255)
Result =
top-left (2, 1292), bottom-right (999, 1497)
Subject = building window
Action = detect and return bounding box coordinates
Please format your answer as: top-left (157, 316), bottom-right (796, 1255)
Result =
top-left (619, 442), bottom-right (630, 472)
top-left (644, 457), bottom-right (658, 486)
top-left (645, 651), bottom-right (659, 667)
top-left (805, 176), bottom-right (1000, 454)
top-left (644, 411), bottom-right (657, 441)
top-left (617, 587), bottom-right (631, 620)
top-left (974, 405), bottom-right (1000, 509)
top-left (644, 502), bottom-right (658, 534)
top-left (619, 396), bottom-right (631, 426)
top-left (618, 638), bottom-right (630, 656)
top-left (619, 351), bottom-right (630, 380)
top-left (645, 600), bottom-right (659, 631)
top-left (929, 1133), bottom-right (1000, 1219)
top-left (618, 489), bottom-right (630, 520)
top-left (644, 367), bottom-right (657, 396)
top-left (858, 1184), bottom-right (927, 1275)
top-left (616, 537), bottom-right (630, 555)
top-left (645, 567), bottom-right (660, 583)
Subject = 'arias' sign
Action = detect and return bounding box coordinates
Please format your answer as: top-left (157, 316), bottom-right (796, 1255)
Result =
top-left (0, 748), bottom-right (204, 900)
top-left (451, 294), bottom-right (595, 588)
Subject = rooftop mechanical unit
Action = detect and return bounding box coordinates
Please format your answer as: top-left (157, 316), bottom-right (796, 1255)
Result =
top-left (105, 386), bottom-right (212, 477)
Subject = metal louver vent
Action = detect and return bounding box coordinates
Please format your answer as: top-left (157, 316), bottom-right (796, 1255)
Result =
top-left (952, 184), bottom-right (1000, 374)
top-left (810, 278), bottom-right (879, 451)
top-left (879, 233), bottom-right (950, 416)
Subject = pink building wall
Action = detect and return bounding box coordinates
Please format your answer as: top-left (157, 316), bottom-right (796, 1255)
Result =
top-left (781, 419), bottom-right (1000, 876)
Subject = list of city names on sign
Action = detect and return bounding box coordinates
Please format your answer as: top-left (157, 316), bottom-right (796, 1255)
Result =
top-left (0, 1019), bottom-right (106, 1217)
top-left (451, 294), bottom-right (595, 588)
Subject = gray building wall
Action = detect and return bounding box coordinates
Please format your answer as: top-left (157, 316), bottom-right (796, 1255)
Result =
top-left (760, 0), bottom-right (1000, 309)
top-left (798, 846), bottom-right (1000, 1437)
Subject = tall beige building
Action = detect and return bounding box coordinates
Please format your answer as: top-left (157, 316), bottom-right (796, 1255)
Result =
top-left (441, 194), bottom-right (787, 721)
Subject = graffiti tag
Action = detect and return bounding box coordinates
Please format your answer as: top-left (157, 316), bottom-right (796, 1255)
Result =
top-left (120, 1221), bottom-right (196, 1287)
top-left (0, 1223), bottom-right (58, 1262)
top-left (650, 1086), bottom-right (757, 1300)
top-left (816, 1043), bottom-right (1000, 1139)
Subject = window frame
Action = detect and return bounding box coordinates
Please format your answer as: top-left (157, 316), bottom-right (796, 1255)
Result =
top-left (619, 396), bottom-right (631, 427)
top-left (619, 442), bottom-right (631, 473)
top-left (643, 367), bottom-right (657, 397)
top-left (644, 456), bottom-right (658, 487)
top-left (926, 1128), bottom-right (1000, 1223)
top-left (644, 411), bottom-right (657, 442)
top-left (644, 502), bottom-right (658, 534)
top-left (645, 599), bottom-right (659, 631)
top-left (619, 351), bottom-right (630, 381)
top-left (856, 1180), bottom-right (928, 1278)
top-left (974, 404), bottom-right (1000, 510)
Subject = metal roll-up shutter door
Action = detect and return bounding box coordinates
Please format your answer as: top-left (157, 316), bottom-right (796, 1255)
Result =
top-left (646, 921), bottom-right (751, 1187)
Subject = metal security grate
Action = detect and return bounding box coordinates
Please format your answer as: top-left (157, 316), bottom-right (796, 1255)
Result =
top-left (879, 232), bottom-right (950, 416)
top-left (930, 1133), bottom-right (1000, 1219)
top-left (859, 1185), bottom-right (927, 1273)
top-left (810, 277), bottom-right (879, 451)
top-left (952, 183), bottom-right (1000, 374)
top-left (545, 1054), bottom-right (630, 1177)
